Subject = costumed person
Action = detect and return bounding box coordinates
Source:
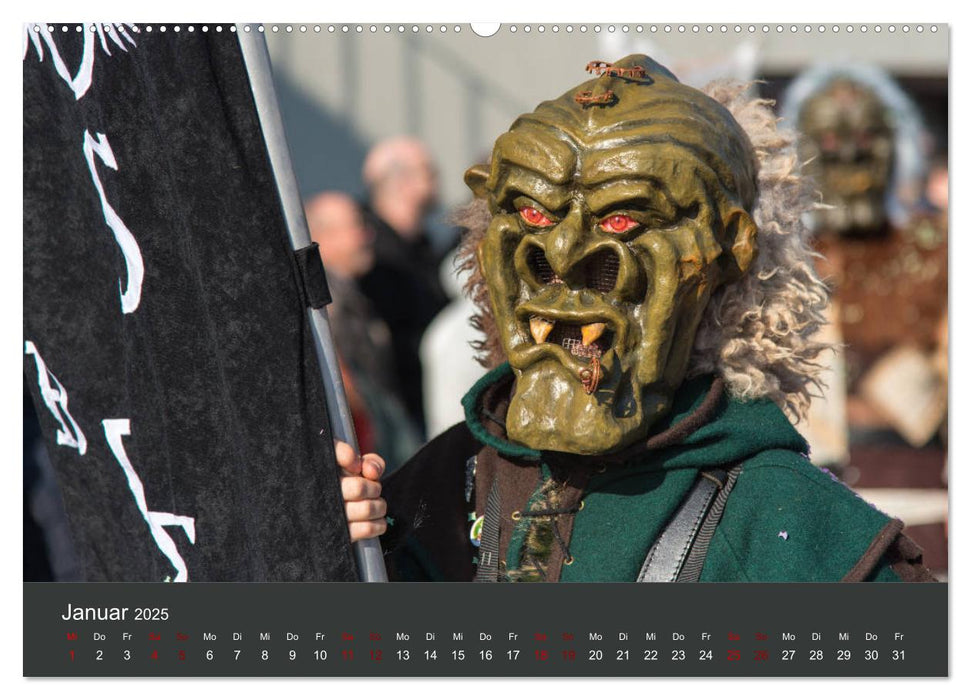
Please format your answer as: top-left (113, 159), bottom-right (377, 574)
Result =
top-left (345, 55), bottom-right (935, 582)
top-left (781, 66), bottom-right (948, 572)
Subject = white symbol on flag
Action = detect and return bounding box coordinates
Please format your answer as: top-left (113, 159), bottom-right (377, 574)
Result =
top-left (22, 23), bottom-right (137, 101)
top-left (24, 341), bottom-right (87, 455)
top-left (83, 130), bottom-right (145, 313)
top-left (103, 419), bottom-right (196, 582)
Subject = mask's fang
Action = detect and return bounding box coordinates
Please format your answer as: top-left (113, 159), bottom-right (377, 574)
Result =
top-left (580, 322), bottom-right (607, 348)
top-left (529, 316), bottom-right (555, 344)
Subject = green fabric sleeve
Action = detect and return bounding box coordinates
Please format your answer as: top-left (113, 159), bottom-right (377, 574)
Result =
top-left (701, 450), bottom-right (893, 582)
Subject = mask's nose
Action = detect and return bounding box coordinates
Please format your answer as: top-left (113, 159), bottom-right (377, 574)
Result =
top-left (519, 230), bottom-right (623, 297)
top-left (544, 209), bottom-right (588, 280)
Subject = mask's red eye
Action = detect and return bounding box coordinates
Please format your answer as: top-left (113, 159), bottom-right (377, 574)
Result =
top-left (519, 206), bottom-right (553, 227)
top-left (600, 214), bottom-right (639, 234)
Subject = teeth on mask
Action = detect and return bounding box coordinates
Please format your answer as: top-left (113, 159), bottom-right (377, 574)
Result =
top-left (529, 316), bottom-right (555, 344)
top-left (581, 322), bottom-right (607, 347)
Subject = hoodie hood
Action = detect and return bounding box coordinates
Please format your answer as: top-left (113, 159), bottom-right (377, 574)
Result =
top-left (462, 362), bottom-right (808, 471)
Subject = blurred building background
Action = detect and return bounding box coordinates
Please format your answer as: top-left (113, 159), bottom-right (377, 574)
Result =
top-left (265, 24), bottom-right (947, 218)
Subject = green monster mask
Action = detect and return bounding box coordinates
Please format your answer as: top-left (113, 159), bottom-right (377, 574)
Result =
top-left (465, 55), bottom-right (760, 455)
top-left (798, 79), bottom-right (894, 234)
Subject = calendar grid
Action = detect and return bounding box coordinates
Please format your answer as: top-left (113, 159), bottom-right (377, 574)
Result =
top-left (25, 582), bottom-right (947, 677)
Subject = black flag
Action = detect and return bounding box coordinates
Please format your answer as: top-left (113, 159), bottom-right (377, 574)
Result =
top-left (22, 24), bottom-right (358, 582)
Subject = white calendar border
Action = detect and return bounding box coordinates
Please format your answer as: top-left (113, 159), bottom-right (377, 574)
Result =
top-left (4, 0), bottom-right (963, 697)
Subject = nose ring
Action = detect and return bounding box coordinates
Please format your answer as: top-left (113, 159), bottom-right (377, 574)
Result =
top-left (579, 357), bottom-right (602, 394)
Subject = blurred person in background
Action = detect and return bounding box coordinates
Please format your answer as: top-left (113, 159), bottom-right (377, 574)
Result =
top-left (782, 66), bottom-right (948, 574)
top-left (923, 155), bottom-right (948, 221)
top-left (359, 137), bottom-right (449, 437)
top-left (306, 191), bottom-right (421, 472)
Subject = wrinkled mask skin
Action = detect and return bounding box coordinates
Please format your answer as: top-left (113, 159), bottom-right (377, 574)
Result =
top-left (465, 55), bottom-right (760, 455)
top-left (799, 80), bottom-right (894, 235)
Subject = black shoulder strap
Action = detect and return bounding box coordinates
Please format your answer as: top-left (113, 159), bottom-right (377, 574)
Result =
top-left (474, 480), bottom-right (502, 583)
top-left (637, 465), bottom-right (742, 583)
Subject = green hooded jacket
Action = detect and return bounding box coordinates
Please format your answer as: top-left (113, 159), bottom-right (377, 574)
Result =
top-left (380, 363), bottom-right (932, 583)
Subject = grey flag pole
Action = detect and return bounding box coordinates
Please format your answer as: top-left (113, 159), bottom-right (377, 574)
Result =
top-left (236, 25), bottom-right (388, 583)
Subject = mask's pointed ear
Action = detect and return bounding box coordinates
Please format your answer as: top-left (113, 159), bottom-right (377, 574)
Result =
top-left (464, 163), bottom-right (491, 198)
top-left (722, 209), bottom-right (758, 281)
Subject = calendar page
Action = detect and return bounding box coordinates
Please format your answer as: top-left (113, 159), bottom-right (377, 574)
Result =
top-left (22, 17), bottom-right (949, 681)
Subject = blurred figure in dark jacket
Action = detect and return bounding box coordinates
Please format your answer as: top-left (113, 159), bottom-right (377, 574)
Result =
top-left (358, 137), bottom-right (449, 436)
top-left (306, 191), bottom-right (421, 472)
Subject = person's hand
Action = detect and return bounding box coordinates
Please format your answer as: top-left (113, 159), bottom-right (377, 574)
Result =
top-left (335, 441), bottom-right (387, 542)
